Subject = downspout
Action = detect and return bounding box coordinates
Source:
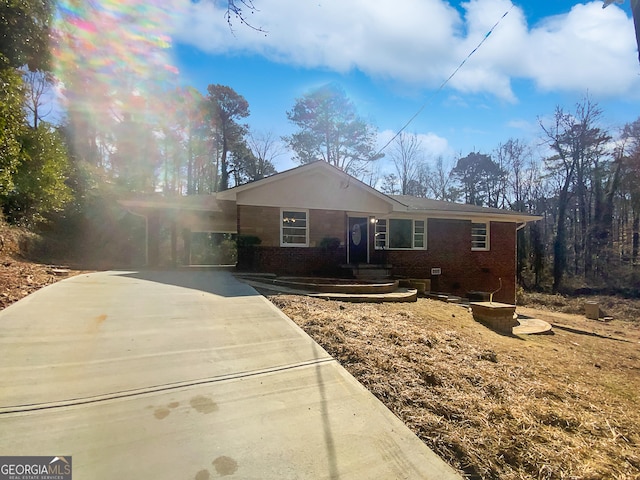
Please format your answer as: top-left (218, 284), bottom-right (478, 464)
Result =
top-left (514, 221), bottom-right (527, 305)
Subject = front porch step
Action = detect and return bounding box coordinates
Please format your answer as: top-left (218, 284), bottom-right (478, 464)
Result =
top-left (346, 264), bottom-right (392, 280)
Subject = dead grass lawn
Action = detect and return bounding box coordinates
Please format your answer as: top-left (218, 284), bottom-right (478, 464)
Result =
top-left (269, 295), bottom-right (640, 479)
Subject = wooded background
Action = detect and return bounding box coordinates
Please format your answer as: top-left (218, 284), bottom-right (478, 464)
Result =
top-left (2, 0), bottom-right (639, 295)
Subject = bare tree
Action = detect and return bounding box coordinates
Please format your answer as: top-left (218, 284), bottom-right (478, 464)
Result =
top-left (494, 138), bottom-right (536, 212)
top-left (243, 130), bottom-right (282, 181)
top-left (225, 0), bottom-right (265, 33)
top-left (540, 98), bottom-right (609, 292)
top-left (389, 132), bottom-right (424, 195)
top-left (422, 157), bottom-right (459, 201)
top-left (22, 70), bottom-right (54, 129)
top-left (620, 119), bottom-right (640, 264)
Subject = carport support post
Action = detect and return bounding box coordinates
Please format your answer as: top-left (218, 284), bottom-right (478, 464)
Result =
top-left (147, 213), bottom-right (160, 267)
top-left (182, 228), bottom-right (192, 266)
top-left (170, 220), bottom-right (178, 267)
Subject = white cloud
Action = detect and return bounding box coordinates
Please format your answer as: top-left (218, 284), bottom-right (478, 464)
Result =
top-left (523, 3), bottom-right (638, 95)
top-left (173, 0), bottom-right (640, 100)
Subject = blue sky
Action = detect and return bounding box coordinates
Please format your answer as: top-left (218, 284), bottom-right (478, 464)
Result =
top-left (169, 0), bottom-right (639, 174)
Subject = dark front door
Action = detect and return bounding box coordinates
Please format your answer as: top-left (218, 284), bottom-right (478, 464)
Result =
top-left (348, 217), bottom-right (368, 265)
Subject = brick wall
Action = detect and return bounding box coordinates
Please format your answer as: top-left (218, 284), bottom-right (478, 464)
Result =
top-left (237, 206), bottom-right (517, 303)
top-left (378, 219), bottom-right (516, 303)
top-left (309, 209), bottom-right (346, 247)
top-left (239, 246), bottom-right (348, 277)
top-left (237, 206), bottom-right (348, 275)
top-left (237, 205), bottom-right (281, 246)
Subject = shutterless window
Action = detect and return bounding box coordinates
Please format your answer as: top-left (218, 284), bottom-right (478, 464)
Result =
top-left (281, 210), bottom-right (308, 246)
top-left (414, 220), bottom-right (425, 248)
top-left (389, 219), bottom-right (412, 248)
top-left (472, 222), bottom-right (489, 250)
top-left (374, 219), bottom-right (387, 249)
top-left (375, 218), bottom-right (426, 250)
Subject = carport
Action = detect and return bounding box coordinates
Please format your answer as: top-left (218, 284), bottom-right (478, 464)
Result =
top-left (120, 195), bottom-right (237, 267)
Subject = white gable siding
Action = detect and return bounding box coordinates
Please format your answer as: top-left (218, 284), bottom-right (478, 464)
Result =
top-left (235, 168), bottom-right (393, 214)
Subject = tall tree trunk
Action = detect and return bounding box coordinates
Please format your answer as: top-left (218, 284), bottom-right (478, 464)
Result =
top-left (219, 136), bottom-right (229, 191)
top-left (553, 188), bottom-right (571, 293)
top-left (633, 209), bottom-right (639, 264)
top-left (532, 221), bottom-right (544, 289)
top-left (187, 129), bottom-right (194, 195)
top-left (592, 157), bottom-right (623, 278)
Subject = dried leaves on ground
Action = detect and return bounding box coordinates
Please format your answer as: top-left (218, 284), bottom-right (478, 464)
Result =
top-left (0, 256), bottom-right (88, 310)
top-left (0, 222), bottom-right (88, 310)
top-left (269, 295), bottom-right (640, 480)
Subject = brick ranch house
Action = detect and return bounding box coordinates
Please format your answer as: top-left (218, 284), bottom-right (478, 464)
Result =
top-left (121, 161), bottom-right (540, 304)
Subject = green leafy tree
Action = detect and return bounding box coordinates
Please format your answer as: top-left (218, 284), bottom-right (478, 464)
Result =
top-left (110, 107), bottom-right (160, 193)
top-left (452, 152), bottom-right (505, 207)
top-left (0, 62), bottom-right (25, 194)
top-left (206, 84), bottom-right (250, 191)
top-left (174, 87), bottom-right (210, 195)
top-left (0, 0), bottom-right (53, 71)
top-left (2, 124), bottom-right (72, 225)
top-left (380, 173), bottom-right (400, 194)
top-left (285, 83), bottom-right (383, 178)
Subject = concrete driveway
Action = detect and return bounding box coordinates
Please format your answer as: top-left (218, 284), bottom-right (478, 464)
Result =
top-left (0, 270), bottom-right (460, 479)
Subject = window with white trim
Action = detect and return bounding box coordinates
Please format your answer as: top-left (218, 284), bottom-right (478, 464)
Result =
top-left (374, 219), bottom-right (387, 249)
top-left (375, 218), bottom-right (426, 250)
top-left (414, 220), bottom-right (425, 248)
top-left (281, 210), bottom-right (308, 246)
top-left (471, 222), bottom-right (489, 250)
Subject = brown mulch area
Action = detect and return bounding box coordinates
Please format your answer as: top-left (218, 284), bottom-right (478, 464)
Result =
top-left (268, 294), bottom-right (640, 480)
top-left (0, 256), bottom-right (89, 310)
top-left (0, 222), bottom-right (89, 310)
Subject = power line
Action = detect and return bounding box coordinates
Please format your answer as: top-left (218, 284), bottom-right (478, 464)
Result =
top-left (375, 5), bottom-right (514, 156)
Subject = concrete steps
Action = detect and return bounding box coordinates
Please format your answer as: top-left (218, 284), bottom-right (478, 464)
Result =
top-left (236, 274), bottom-right (417, 303)
top-left (346, 264), bottom-right (392, 280)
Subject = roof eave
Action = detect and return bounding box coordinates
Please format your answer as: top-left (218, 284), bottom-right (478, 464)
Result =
top-left (118, 199), bottom-right (224, 213)
top-left (389, 208), bottom-right (542, 223)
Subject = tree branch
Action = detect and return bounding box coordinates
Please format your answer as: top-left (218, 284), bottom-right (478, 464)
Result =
top-left (226, 0), bottom-right (267, 34)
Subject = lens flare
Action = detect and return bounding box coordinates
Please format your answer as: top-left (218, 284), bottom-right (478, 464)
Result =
top-left (52, 0), bottom-right (184, 135)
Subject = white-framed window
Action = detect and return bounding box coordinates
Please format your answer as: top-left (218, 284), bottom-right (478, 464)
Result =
top-left (471, 222), bottom-right (489, 251)
top-left (281, 209), bottom-right (308, 247)
top-left (374, 219), bottom-right (387, 249)
top-left (374, 218), bottom-right (426, 250)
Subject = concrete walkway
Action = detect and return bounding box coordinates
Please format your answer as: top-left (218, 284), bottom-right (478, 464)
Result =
top-left (0, 270), bottom-right (460, 479)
